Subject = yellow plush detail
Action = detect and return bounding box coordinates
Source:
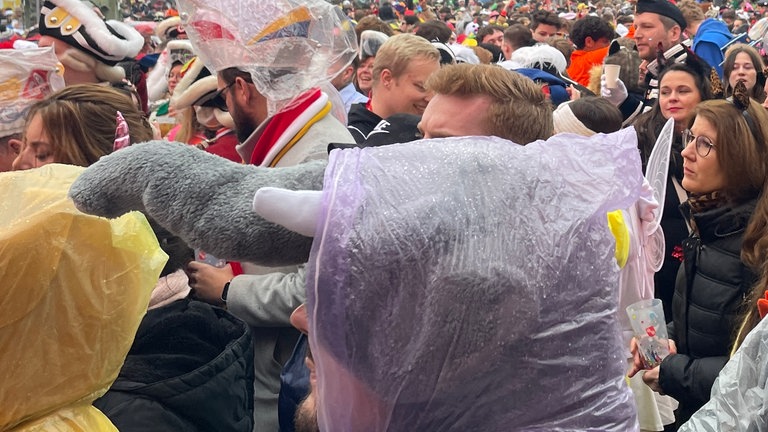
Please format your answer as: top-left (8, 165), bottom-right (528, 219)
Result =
top-left (607, 210), bottom-right (629, 268)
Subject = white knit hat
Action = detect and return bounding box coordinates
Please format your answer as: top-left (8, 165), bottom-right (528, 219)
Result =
top-left (552, 102), bottom-right (597, 137)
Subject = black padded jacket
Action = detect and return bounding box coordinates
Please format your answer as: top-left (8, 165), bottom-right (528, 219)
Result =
top-left (94, 299), bottom-right (254, 432)
top-left (659, 199), bottom-right (757, 425)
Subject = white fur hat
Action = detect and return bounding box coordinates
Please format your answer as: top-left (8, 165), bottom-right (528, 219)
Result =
top-left (155, 16), bottom-right (185, 42)
top-left (170, 57), bottom-right (215, 110)
top-left (510, 44), bottom-right (568, 75)
top-left (39, 0), bottom-right (144, 65)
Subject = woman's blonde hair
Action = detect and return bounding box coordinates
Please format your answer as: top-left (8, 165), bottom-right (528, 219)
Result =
top-left (372, 33), bottom-right (440, 85)
top-left (24, 84), bottom-right (153, 167)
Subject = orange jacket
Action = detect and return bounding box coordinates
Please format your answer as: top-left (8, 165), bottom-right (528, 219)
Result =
top-left (567, 46), bottom-right (610, 87)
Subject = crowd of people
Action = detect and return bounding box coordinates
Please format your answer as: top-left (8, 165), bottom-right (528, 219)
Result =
top-left (4, 0), bottom-right (768, 430)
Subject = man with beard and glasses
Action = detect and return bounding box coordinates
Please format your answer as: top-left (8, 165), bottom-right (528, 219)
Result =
top-left (175, 0), bottom-right (357, 430)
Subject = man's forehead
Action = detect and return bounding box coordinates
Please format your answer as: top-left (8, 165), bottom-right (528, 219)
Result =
top-left (634, 12), bottom-right (662, 24)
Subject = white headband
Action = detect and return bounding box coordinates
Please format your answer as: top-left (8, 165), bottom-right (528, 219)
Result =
top-left (552, 102), bottom-right (596, 137)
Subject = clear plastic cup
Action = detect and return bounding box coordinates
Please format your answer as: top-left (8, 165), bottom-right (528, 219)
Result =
top-left (626, 298), bottom-right (670, 369)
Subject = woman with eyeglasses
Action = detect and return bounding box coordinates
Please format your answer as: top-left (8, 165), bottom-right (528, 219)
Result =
top-left (632, 62), bottom-right (715, 328)
top-left (629, 82), bottom-right (768, 427)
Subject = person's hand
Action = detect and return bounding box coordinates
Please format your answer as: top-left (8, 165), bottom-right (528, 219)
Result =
top-left (628, 337), bottom-right (677, 378)
top-left (600, 74), bottom-right (628, 106)
top-left (186, 261), bottom-right (234, 306)
top-left (642, 366), bottom-right (664, 393)
top-left (628, 337), bottom-right (644, 377)
top-left (150, 120), bottom-right (162, 140)
top-left (566, 85), bottom-right (581, 101)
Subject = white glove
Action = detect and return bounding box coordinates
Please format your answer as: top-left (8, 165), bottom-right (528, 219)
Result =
top-left (600, 74), bottom-right (628, 107)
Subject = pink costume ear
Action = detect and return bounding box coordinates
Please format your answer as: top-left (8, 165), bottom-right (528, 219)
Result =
top-left (252, 187), bottom-right (321, 237)
top-left (113, 111), bottom-right (131, 151)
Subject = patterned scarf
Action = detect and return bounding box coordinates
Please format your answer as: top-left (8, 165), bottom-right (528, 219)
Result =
top-left (684, 191), bottom-right (726, 233)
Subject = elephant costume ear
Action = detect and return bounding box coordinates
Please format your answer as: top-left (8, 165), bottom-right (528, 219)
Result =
top-left (252, 187), bottom-right (322, 238)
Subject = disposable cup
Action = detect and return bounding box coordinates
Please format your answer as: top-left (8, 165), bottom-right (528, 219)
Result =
top-left (604, 64), bottom-right (621, 89)
top-left (626, 299), bottom-right (670, 369)
top-left (155, 115), bottom-right (176, 138)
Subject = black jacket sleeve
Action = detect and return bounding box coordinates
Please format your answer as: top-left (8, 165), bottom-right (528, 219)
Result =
top-left (658, 353), bottom-right (728, 408)
top-left (619, 93), bottom-right (644, 125)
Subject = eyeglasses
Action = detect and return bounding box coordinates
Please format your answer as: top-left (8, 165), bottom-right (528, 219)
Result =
top-left (682, 129), bottom-right (716, 158)
top-left (208, 81), bottom-right (234, 112)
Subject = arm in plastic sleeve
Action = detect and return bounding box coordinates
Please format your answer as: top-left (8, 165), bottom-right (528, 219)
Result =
top-left (69, 141), bottom-right (327, 266)
top-left (658, 353), bottom-right (729, 408)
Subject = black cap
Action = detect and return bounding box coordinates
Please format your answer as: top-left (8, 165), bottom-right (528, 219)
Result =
top-left (635, 0), bottom-right (687, 31)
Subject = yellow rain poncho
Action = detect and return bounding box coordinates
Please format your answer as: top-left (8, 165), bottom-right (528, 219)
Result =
top-left (0, 164), bottom-right (167, 431)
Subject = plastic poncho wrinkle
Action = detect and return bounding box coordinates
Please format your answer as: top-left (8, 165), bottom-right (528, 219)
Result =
top-left (307, 131), bottom-right (643, 431)
top-left (679, 316), bottom-right (768, 431)
top-left (0, 165), bottom-right (166, 431)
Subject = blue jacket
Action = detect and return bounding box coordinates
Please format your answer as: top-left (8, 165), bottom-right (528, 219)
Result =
top-left (514, 68), bottom-right (570, 107)
top-left (692, 18), bottom-right (733, 77)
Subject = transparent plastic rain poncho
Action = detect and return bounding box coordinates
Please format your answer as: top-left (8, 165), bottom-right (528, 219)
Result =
top-left (307, 130), bottom-right (643, 431)
top-left (0, 47), bottom-right (64, 137)
top-left (176, 0), bottom-right (357, 113)
top-left (678, 316), bottom-right (768, 432)
top-left (0, 165), bottom-right (167, 431)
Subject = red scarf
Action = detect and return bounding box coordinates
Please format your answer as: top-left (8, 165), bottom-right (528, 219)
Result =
top-left (250, 88), bottom-right (322, 166)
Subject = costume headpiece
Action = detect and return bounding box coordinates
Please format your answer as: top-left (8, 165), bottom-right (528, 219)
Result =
top-left (731, 80), bottom-right (760, 140)
top-left (177, 0), bottom-right (357, 106)
top-left (0, 47), bottom-right (64, 137)
top-left (155, 16), bottom-right (186, 42)
top-left (39, 0), bottom-right (144, 66)
top-left (655, 45), bottom-right (724, 98)
top-left (170, 57), bottom-right (214, 110)
top-left (359, 30), bottom-right (389, 61)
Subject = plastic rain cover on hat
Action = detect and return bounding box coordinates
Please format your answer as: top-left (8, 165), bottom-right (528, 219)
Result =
top-left (359, 30), bottom-right (390, 60)
top-left (0, 47), bottom-right (64, 137)
top-left (307, 129), bottom-right (643, 431)
top-left (0, 164), bottom-right (166, 431)
top-left (177, 0), bottom-right (357, 113)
